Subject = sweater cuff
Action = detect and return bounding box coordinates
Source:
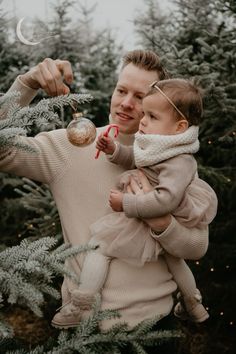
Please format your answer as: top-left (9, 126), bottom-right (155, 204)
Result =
top-left (6, 76), bottom-right (38, 107)
top-left (150, 215), bottom-right (176, 241)
top-left (107, 142), bottom-right (120, 163)
top-left (123, 193), bottom-right (139, 218)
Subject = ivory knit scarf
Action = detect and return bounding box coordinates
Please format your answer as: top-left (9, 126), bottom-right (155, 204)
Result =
top-left (133, 126), bottom-right (199, 168)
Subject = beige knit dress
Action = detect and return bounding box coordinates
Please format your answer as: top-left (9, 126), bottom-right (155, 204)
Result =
top-left (90, 131), bottom-right (217, 266)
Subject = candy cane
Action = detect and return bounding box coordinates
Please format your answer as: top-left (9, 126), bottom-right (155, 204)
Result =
top-left (95, 124), bottom-right (119, 159)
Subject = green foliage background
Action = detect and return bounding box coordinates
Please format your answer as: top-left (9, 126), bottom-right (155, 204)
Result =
top-left (0, 0), bottom-right (235, 353)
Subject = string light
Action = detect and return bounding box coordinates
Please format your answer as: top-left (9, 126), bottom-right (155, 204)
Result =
top-left (210, 267), bottom-right (214, 272)
top-left (208, 140), bottom-right (212, 144)
top-left (220, 311), bottom-right (224, 316)
top-left (195, 261), bottom-right (200, 265)
top-left (230, 321), bottom-right (234, 325)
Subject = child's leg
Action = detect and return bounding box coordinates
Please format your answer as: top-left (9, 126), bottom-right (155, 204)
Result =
top-left (79, 245), bottom-right (111, 294)
top-left (165, 254), bottom-right (209, 322)
top-left (51, 242), bottom-right (111, 329)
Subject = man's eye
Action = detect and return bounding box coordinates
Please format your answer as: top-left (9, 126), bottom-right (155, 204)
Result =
top-left (136, 95), bottom-right (143, 100)
top-left (117, 89), bottom-right (125, 94)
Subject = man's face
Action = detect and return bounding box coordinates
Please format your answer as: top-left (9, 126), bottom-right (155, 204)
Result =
top-left (110, 63), bottom-right (159, 134)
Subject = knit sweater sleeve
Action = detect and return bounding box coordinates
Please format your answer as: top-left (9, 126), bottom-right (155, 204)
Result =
top-left (151, 216), bottom-right (209, 260)
top-left (107, 142), bottom-right (136, 169)
top-left (5, 75), bottom-right (38, 107)
top-left (123, 154), bottom-right (197, 219)
top-left (0, 129), bottom-right (71, 184)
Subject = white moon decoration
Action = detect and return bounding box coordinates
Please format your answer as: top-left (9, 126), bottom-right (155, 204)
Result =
top-left (16, 18), bottom-right (41, 46)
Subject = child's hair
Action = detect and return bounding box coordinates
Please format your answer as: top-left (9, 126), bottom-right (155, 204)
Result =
top-left (122, 49), bottom-right (169, 81)
top-left (148, 78), bottom-right (203, 126)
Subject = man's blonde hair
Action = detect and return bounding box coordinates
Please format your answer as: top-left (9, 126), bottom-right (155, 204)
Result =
top-left (122, 49), bottom-right (169, 81)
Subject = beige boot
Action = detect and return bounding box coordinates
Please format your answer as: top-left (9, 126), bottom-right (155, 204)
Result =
top-left (51, 290), bottom-right (95, 329)
top-left (174, 289), bottom-right (209, 323)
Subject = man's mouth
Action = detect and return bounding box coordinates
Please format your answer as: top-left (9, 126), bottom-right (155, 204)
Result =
top-left (139, 130), bottom-right (145, 134)
top-left (116, 112), bottom-right (133, 121)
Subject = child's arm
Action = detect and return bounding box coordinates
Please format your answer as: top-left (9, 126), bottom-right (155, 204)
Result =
top-left (96, 133), bottom-right (116, 155)
top-left (123, 154), bottom-right (197, 219)
top-left (128, 171), bottom-right (209, 260)
top-left (96, 134), bottom-right (136, 169)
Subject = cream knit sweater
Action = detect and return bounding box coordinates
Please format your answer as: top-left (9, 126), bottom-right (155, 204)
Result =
top-left (0, 77), bottom-right (209, 329)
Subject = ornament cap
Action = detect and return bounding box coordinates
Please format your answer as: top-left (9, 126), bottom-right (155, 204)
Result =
top-left (73, 112), bottom-right (83, 120)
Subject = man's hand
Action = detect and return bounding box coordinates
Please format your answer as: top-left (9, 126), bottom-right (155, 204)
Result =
top-left (20, 58), bottom-right (73, 96)
top-left (127, 170), bottom-right (171, 232)
top-left (109, 189), bottom-right (124, 211)
top-left (96, 133), bottom-right (116, 155)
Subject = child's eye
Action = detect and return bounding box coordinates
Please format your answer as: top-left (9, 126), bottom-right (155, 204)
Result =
top-left (150, 114), bottom-right (157, 120)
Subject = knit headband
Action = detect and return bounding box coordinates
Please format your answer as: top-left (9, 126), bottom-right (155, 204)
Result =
top-left (150, 81), bottom-right (187, 120)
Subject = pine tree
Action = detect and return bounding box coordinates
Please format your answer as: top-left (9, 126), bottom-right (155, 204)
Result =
top-left (66, 2), bottom-right (122, 127)
top-left (0, 91), bottom-right (93, 344)
top-left (0, 6), bottom-right (32, 92)
top-left (28, 0), bottom-right (122, 127)
top-left (134, 1), bottom-right (236, 353)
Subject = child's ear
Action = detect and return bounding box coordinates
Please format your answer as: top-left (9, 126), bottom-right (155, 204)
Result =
top-left (176, 119), bottom-right (188, 133)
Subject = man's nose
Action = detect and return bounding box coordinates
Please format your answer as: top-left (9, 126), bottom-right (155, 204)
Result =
top-left (121, 94), bottom-right (134, 109)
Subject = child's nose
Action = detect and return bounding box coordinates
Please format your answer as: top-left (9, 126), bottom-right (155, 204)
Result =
top-left (140, 115), bottom-right (147, 125)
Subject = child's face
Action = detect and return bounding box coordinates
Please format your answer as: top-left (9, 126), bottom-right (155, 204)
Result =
top-left (139, 93), bottom-right (181, 135)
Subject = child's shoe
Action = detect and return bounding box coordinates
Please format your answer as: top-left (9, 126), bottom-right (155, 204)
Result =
top-left (174, 289), bottom-right (209, 323)
top-left (51, 290), bottom-right (95, 329)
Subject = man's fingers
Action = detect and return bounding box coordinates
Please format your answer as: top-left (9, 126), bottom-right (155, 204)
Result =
top-left (126, 185), bottom-right (133, 194)
top-left (129, 176), bottom-right (144, 195)
top-left (21, 58), bottom-right (73, 96)
top-left (36, 58), bottom-right (73, 96)
top-left (38, 61), bottom-right (58, 96)
top-left (55, 59), bottom-right (73, 84)
top-left (29, 67), bottom-right (47, 91)
top-left (137, 169), bottom-right (153, 193)
top-left (42, 58), bottom-right (69, 96)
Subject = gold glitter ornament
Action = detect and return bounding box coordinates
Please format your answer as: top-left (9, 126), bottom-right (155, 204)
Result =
top-left (66, 112), bottom-right (97, 147)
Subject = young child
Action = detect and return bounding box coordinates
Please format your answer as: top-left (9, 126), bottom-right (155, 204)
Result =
top-left (57, 79), bottom-right (217, 325)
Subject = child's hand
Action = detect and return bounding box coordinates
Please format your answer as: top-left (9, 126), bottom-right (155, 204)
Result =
top-left (96, 133), bottom-right (116, 155)
top-left (109, 189), bottom-right (124, 212)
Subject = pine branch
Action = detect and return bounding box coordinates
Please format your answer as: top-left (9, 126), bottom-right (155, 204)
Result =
top-left (15, 297), bottom-right (182, 354)
top-left (0, 91), bottom-right (92, 151)
top-left (14, 178), bottom-right (61, 239)
top-left (0, 237), bottom-right (94, 317)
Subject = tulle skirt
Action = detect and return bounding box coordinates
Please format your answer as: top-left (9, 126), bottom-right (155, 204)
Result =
top-left (174, 177), bottom-right (218, 227)
top-left (90, 212), bottom-right (163, 267)
top-left (90, 176), bottom-right (217, 267)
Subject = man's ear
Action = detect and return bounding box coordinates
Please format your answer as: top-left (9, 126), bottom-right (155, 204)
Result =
top-left (176, 119), bottom-right (188, 133)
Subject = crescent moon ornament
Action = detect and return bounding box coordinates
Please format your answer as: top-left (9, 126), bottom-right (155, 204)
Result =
top-left (16, 18), bottom-right (41, 46)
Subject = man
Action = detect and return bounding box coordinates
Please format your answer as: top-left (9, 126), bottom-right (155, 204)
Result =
top-left (0, 50), bottom-right (209, 330)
